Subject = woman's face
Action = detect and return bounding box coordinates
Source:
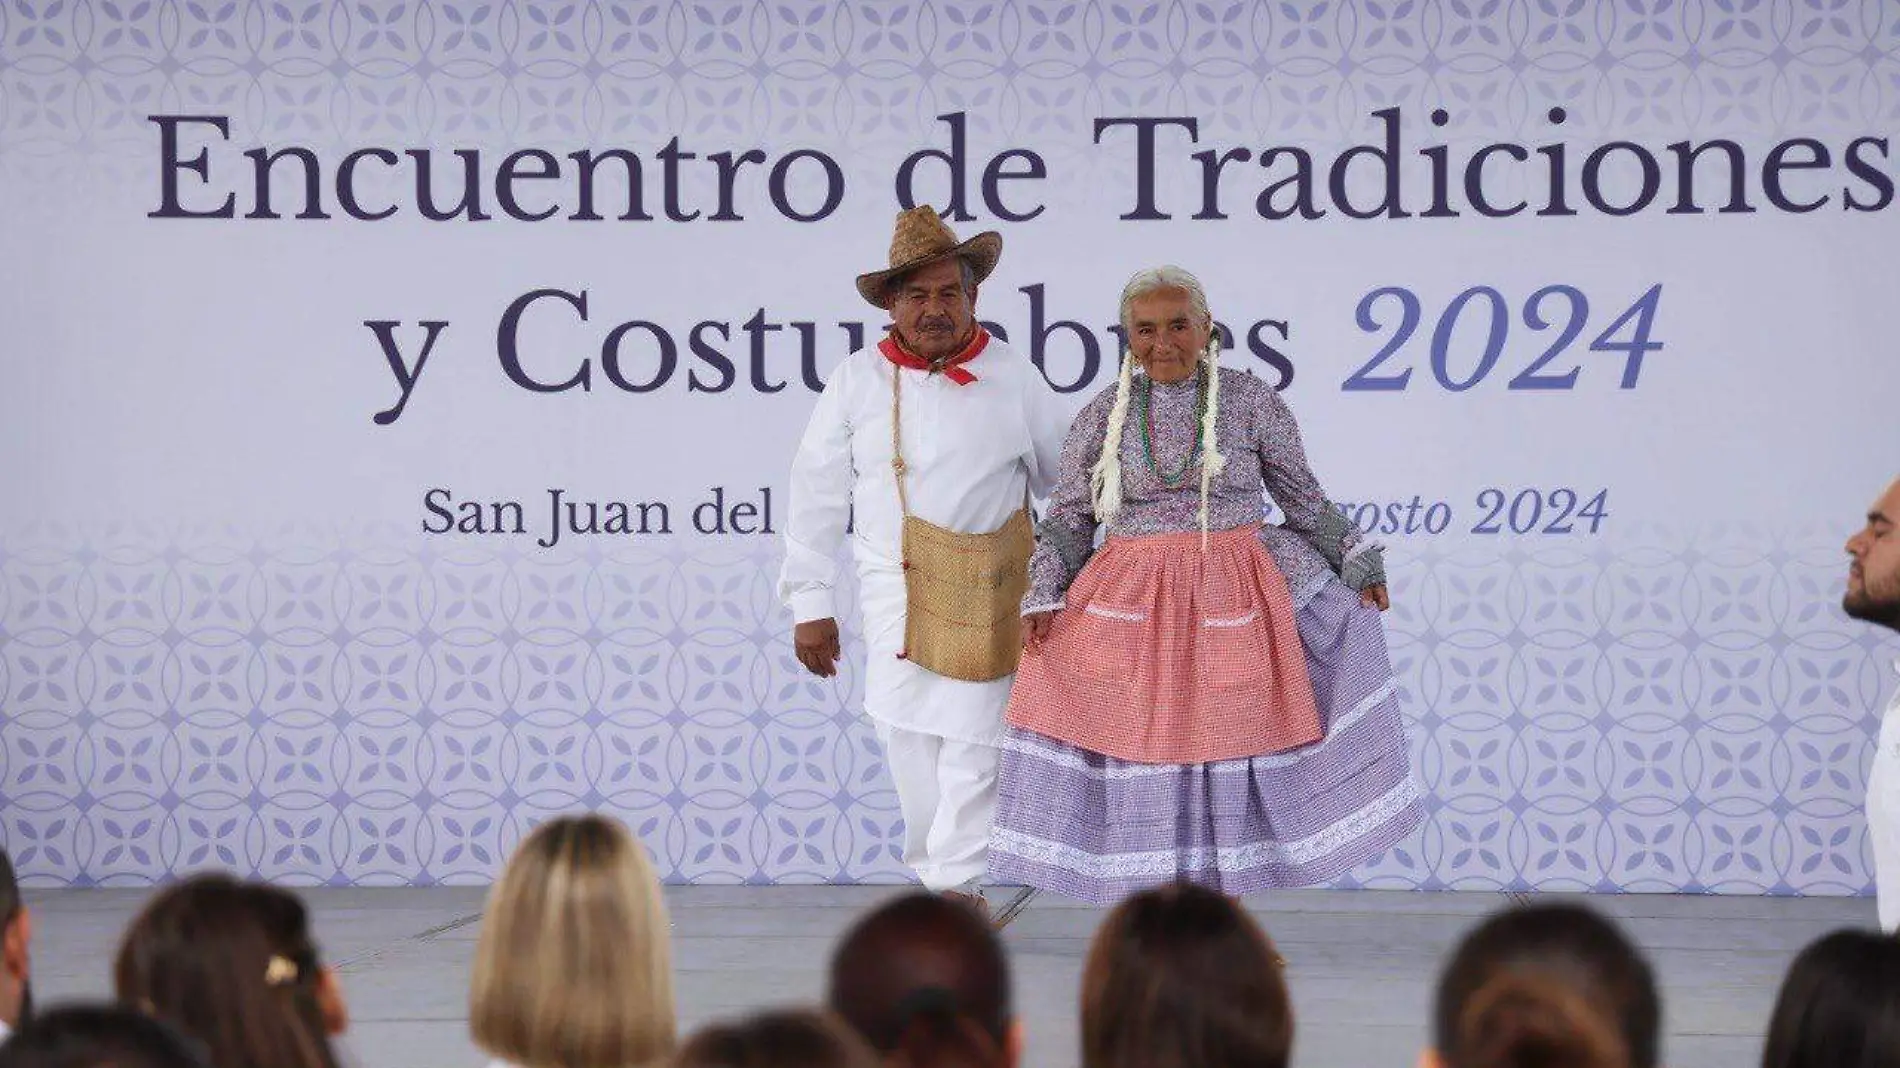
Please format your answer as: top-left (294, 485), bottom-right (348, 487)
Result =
top-left (1126, 286), bottom-right (1209, 384)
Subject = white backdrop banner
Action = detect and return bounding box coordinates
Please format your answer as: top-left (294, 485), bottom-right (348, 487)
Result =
top-left (1, 0), bottom-right (1897, 891)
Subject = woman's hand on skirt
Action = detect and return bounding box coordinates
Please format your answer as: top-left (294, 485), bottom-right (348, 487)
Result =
top-left (1022, 610), bottom-right (1057, 652)
top-left (1360, 584), bottom-right (1390, 611)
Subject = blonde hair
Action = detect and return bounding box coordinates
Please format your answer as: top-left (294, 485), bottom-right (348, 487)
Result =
top-left (1091, 266), bottom-right (1226, 546)
top-left (471, 815), bottom-right (677, 1068)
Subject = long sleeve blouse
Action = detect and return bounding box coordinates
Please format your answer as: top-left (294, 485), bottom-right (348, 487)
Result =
top-left (1023, 365), bottom-right (1384, 612)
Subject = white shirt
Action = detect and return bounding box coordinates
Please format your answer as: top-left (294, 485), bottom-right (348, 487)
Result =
top-left (1868, 659), bottom-right (1900, 930)
top-left (1879, 664), bottom-right (1900, 756)
top-left (779, 338), bottom-right (1064, 743)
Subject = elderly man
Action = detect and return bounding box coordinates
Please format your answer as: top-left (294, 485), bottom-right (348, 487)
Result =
top-left (780, 207), bottom-right (1062, 920)
top-left (1848, 477), bottom-right (1900, 929)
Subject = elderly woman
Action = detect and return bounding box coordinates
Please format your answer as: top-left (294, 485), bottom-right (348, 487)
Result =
top-left (988, 266), bottom-right (1423, 907)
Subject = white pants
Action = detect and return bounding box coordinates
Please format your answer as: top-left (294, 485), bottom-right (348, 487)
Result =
top-left (876, 721), bottom-right (999, 892)
top-left (1871, 708), bottom-right (1900, 931)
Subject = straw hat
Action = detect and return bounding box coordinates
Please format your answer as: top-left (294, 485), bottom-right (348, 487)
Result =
top-left (855, 206), bottom-right (1003, 308)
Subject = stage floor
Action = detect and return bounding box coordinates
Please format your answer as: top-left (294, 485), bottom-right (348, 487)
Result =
top-left (24, 886), bottom-right (1871, 1068)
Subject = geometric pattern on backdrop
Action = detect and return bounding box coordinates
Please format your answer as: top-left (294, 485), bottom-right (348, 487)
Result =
top-left (2, 1), bottom-right (1896, 887)
top-left (2, 1), bottom-right (1895, 198)
top-left (0, 522), bottom-right (1892, 891)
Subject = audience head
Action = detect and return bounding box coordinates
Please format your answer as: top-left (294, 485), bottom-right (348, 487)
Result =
top-left (0, 1004), bottom-right (211, 1068)
top-left (114, 874), bottom-right (346, 1068)
top-left (1845, 476), bottom-right (1900, 630)
top-left (1760, 928), bottom-right (1900, 1068)
top-left (471, 814), bottom-right (675, 1068)
top-left (673, 1010), bottom-right (880, 1068)
top-left (827, 892), bottom-right (1018, 1068)
top-left (1427, 903), bottom-right (1660, 1068)
top-left (0, 846), bottom-right (32, 1031)
top-left (1079, 882), bottom-right (1291, 1068)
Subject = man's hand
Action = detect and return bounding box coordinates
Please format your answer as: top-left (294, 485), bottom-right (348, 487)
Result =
top-left (1360, 584), bottom-right (1390, 612)
top-left (794, 618), bottom-right (842, 677)
top-left (1022, 610), bottom-right (1056, 652)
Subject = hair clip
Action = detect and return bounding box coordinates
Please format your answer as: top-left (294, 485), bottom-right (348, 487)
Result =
top-left (264, 955), bottom-right (300, 986)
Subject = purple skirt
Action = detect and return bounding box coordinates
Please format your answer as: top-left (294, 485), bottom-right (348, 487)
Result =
top-left (988, 576), bottom-right (1423, 906)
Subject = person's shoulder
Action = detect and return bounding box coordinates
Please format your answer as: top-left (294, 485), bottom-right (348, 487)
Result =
top-left (979, 334), bottom-right (1031, 371)
top-left (1078, 374), bottom-right (1123, 419)
top-left (823, 346), bottom-right (881, 390)
top-left (977, 335), bottom-right (1052, 392)
top-left (1216, 364), bottom-right (1276, 398)
top-left (838, 344), bottom-right (880, 370)
top-left (1216, 365), bottom-right (1288, 413)
top-left (1034, 371), bottom-right (1119, 441)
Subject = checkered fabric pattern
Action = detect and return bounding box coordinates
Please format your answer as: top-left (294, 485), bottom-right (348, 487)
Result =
top-left (1010, 526), bottom-right (1321, 764)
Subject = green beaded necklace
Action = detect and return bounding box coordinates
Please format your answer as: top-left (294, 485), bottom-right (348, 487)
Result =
top-left (1135, 371), bottom-right (1208, 487)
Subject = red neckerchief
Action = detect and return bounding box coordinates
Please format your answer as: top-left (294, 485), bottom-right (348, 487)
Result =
top-left (878, 326), bottom-right (990, 385)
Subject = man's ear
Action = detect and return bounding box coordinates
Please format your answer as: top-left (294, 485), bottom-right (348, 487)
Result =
top-left (3, 907), bottom-right (31, 982)
top-left (315, 966), bottom-right (349, 1035)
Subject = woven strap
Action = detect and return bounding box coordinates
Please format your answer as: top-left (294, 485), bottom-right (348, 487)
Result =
top-left (889, 365), bottom-right (1029, 520)
top-left (891, 364), bottom-right (911, 518)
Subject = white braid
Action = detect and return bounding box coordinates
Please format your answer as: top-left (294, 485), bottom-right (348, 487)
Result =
top-left (1091, 342), bottom-right (1136, 523)
top-left (1198, 326), bottom-right (1226, 548)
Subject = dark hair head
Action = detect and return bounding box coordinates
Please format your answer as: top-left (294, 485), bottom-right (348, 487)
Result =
top-left (673, 1010), bottom-right (881, 1068)
top-left (1433, 904), bottom-right (1660, 1068)
top-left (1761, 928), bottom-right (1900, 1068)
top-left (0, 1003), bottom-right (212, 1068)
top-left (1079, 882), bottom-right (1291, 1068)
top-left (114, 875), bottom-right (338, 1068)
top-left (827, 892), bottom-right (1011, 1068)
